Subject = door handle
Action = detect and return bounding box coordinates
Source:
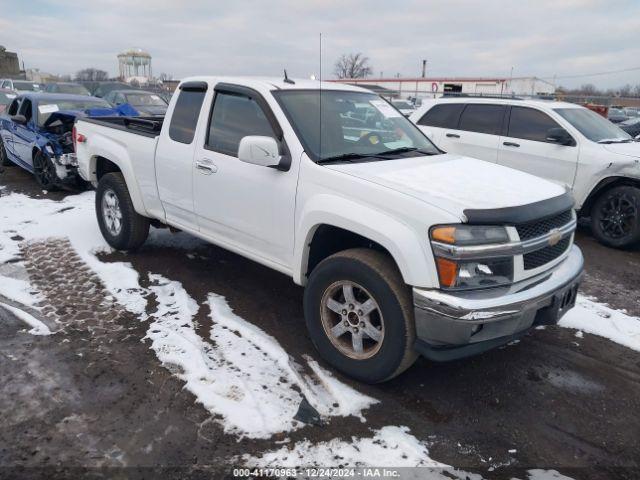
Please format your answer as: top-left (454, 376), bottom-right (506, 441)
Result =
top-left (503, 141), bottom-right (520, 147)
top-left (446, 133), bottom-right (460, 138)
top-left (195, 159), bottom-right (217, 175)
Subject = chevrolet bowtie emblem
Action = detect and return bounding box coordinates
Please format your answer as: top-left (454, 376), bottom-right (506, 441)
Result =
top-left (548, 228), bottom-right (562, 246)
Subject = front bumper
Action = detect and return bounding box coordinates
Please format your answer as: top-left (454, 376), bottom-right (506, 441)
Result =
top-left (413, 245), bottom-right (584, 361)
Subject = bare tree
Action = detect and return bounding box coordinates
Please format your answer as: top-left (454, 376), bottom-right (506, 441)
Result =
top-left (75, 68), bottom-right (109, 82)
top-left (334, 53), bottom-right (372, 79)
top-left (159, 72), bottom-right (173, 82)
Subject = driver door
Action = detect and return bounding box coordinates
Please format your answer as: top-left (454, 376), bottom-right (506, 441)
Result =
top-left (497, 106), bottom-right (579, 187)
top-left (12, 98), bottom-right (36, 167)
top-left (1, 98), bottom-right (20, 160)
top-left (193, 87), bottom-right (298, 267)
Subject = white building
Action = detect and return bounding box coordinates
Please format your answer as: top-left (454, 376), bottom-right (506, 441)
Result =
top-left (117, 48), bottom-right (152, 85)
top-left (334, 76), bottom-right (556, 100)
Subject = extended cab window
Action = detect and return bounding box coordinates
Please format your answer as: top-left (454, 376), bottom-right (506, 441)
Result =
top-left (508, 107), bottom-right (561, 143)
top-left (418, 103), bottom-right (465, 129)
top-left (458, 104), bottom-right (505, 135)
top-left (206, 92), bottom-right (275, 157)
top-left (169, 89), bottom-right (206, 144)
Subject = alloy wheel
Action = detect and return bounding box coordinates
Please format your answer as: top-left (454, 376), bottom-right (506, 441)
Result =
top-left (33, 154), bottom-right (57, 189)
top-left (320, 280), bottom-right (385, 360)
top-left (101, 189), bottom-right (123, 236)
top-left (599, 192), bottom-right (637, 239)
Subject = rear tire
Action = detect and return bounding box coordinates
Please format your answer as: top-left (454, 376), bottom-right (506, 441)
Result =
top-left (96, 172), bottom-right (150, 251)
top-left (590, 185), bottom-right (640, 248)
top-left (304, 248), bottom-right (417, 383)
top-left (0, 138), bottom-right (11, 167)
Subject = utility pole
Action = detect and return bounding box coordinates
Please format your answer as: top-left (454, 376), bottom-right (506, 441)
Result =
top-left (421, 59), bottom-right (427, 78)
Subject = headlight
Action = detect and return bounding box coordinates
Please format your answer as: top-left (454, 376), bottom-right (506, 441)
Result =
top-left (430, 225), bottom-right (513, 290)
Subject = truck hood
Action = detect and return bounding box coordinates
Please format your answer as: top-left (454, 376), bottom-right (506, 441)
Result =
top-left (602, 142), bottom-right (640, 159)
top-left (325, 154), bottom-right (566, 219)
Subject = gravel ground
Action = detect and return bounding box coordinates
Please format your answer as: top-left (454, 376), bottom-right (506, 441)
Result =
top-left (1, 166), bottom-right (639, 480)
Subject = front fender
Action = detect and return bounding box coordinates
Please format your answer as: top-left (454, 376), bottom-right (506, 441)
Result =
top-left (294, 194), bottom-right (440, 288)
top-left (85, 135), bottom-right (148, 217)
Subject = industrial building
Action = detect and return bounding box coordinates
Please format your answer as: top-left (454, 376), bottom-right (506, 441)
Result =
top-left (0, 45), bottom-right (20, 78)
top-left (334, 76), bottom-right (556, 100)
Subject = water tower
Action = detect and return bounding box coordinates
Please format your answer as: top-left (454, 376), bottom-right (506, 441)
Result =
top-left (117, 48), bottom-right (152, 84)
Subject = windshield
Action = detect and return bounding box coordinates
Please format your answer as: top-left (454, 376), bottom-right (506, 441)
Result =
top-left (0, 92), bottom-right (16, 105)
top-left (57, 84), bottom-right (90, 95)
top-left (274, 90), bottom-right (439, 162)
top-left (37, 99), bottom-right (111, 125)
top-left (554, 108), bottom-right (632, 143)
top-left (14, 81), bottom-right (40, 91)
top-left (125, 93), bottom-right (167, 107)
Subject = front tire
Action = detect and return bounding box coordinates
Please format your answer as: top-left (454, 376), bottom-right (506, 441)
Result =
top-left (0, 138), bottom-right (12, 167)
top-left (96, 172), bottom-right (150, 251)
top-left (304, 248), bottom-right (417, 383)
top-left (32, 151), bottom-right (58, 190)
top-left (590, 185), bottom-right (640, 248)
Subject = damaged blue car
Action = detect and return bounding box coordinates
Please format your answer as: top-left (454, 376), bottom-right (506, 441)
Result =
top-left (0, 93), bottom-right (116, 189)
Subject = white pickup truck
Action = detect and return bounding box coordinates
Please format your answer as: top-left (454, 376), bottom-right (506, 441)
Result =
top-left (75, 77), bottom-right (584, 383)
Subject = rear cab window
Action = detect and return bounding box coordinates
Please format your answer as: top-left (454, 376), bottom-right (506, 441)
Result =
top-left (458, 104), bottom-right (505, 135)
top-left (168, 87), bottom-right (207, 144)
top-left (507, 106), bottom-right (562, 143)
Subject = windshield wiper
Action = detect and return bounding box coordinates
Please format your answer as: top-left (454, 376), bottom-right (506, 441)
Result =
top-left (317, 147), bottom-right (435, 164)
top-left (317, 152), bottom-right (385, 164)
top-left (375, 146), bottom-right (436, 156)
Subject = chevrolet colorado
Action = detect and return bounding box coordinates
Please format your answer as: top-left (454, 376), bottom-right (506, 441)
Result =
top-left (75, 77), bottom-right (584, 383)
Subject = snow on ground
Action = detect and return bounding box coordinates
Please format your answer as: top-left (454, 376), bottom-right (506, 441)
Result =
top-left (0, 300), bottom-right (52, 335)
top-left (0, 189), bottom-right (633, 470)
top-left (146, 275), bottom-right (376, 439)
top-left (525, 469), bottom-right (576, 480)
top-left (241, 426), bottom-right (449, 468)
top-left (560, 294), bottom-right (640, 352)
top-left (0, 191), bottom-right (377, 439)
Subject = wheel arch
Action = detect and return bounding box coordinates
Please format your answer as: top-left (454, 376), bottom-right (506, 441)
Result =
top-left (294, 197), bottom-right (439, 289)
top-left (88, 150), bottom-right (148, 217)
top-left (580, 176), bottom-right (640, 216)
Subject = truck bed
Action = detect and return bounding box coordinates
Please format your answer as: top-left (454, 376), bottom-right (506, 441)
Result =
top-left (80, 116), bottom-right (164, 138)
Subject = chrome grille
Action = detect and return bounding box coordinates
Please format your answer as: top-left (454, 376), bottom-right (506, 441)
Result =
top-left (515, 210), bottom-right (573, 240)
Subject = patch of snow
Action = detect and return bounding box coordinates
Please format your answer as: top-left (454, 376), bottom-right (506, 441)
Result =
top-left (241, 426), bottom-right (448, 468)
top-left (560, 295), bottom-right (640, 352)
top-left (144, 275), bottom-right (376, 439)
top-left (0, 275), bottom-right (41, 306)
top-left (0, 301), bottom-right (52, 335)
top-left (526, 469), bottom-right (576, 480)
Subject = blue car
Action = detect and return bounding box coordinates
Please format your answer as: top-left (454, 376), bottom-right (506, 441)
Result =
top-left (0, 93), bottom-right (113, 189)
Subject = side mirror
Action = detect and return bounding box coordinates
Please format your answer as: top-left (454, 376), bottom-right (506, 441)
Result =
top-left (546, 127), bottom-right (574, 146)
top-left (238, 136), bottom-right (284, 169)
top-left (11, 114), bottom-right (27, 125)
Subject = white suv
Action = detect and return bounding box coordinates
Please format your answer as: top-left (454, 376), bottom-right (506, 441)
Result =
top-left (410, 98), bottom-right (640, 248)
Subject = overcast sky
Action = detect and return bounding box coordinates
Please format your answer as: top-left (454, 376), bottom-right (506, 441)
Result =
top-left (0, 0), bottom-right (638, 89)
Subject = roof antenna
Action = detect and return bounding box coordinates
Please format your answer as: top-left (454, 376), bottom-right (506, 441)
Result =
top-left (283, 69), bottom-right (295, 85)
top-left (319, 32), bottom-right (322, 160)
